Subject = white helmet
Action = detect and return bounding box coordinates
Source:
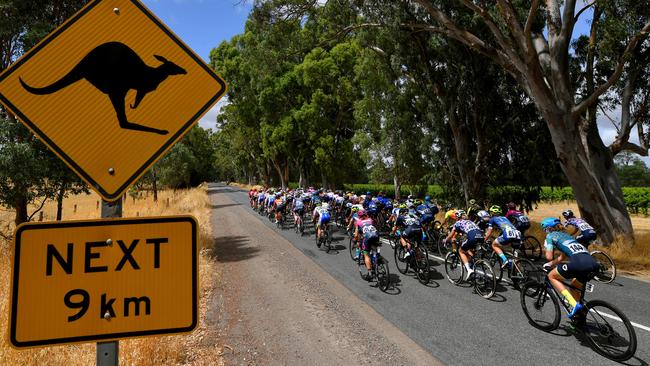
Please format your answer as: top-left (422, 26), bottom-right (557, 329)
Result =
top-left (321, 202), bottom-right (329, 210)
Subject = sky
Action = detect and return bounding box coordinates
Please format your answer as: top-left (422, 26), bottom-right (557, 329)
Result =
top-left (141, 0), bottom-right (648, 165)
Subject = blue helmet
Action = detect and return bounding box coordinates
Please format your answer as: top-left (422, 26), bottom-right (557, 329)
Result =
top-left (541, 217), bottom-right (561, 231)
top-left (424, 196), bottom-right (431, 202)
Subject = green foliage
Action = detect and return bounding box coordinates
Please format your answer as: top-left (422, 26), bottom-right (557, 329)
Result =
top-left (156, 126), bottom-right (216, 188)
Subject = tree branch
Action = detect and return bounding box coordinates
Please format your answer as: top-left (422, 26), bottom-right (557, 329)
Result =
top-left (574, 0), bottom-right (596, 22)
top-left (573, 20), bottom-right (650, 116)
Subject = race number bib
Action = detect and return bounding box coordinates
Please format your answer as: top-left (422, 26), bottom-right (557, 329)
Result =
top-left (362, 225), bottom-right (377, 235)
top-left (504, 226), bottom-right (521, 239)
top-left (577, 222), bottom-right (592, 231)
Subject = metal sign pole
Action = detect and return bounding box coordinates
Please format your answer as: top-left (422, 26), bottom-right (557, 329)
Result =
top-left (97, 198), bottom-right (121, 366)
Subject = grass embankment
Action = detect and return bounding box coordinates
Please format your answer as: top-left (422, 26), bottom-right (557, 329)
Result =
top-left (0, 185), bottom-right (223, 365)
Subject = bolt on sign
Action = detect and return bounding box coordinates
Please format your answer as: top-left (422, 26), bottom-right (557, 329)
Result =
top-left (0, 0), bottom-right (227, 202)
top-left (9, 216), bottom-right (198, 347)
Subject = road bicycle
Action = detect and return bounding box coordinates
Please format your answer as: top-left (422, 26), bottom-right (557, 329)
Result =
top-left (356, 240), bottom-right (391, 292)
top-left (586, 241), bottom-right (616, 283)
top-left (520, 235), bottom-right (542, 261)
top-left (485, 243), bottom-right (536, 290)
top-left (444, 239), bottom-right (497, 299)
top-left (316, 223), bottom-right (333, 252)
top-left (520, 269), bottom-right (636, 361)
top-left (428, 221), bottom-right (452, 257)
top-left (293, 211), bottom-right (305, 235)
top-left (394, 233), bottom-right (430, 285)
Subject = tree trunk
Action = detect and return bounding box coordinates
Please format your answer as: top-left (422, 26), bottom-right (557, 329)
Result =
top-left (543, 111), bottom-right (634, 244)
top-left (14, 194), bottom-right (28, 226)
top-left (152, 167), bottom-right (158, 203)
top-left (56, 185), bottom-right (65, 221)
top-left (393, 174), bottom-right (401, 200)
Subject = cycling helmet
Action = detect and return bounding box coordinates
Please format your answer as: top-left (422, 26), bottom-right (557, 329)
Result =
top-left (561, 209), bottom-right (575, 219)
top-left (399, 203), bottom-right (407, 209)
top-left (444, 203), bottom-right (453, 211)
top-left (424, 195), bottom-right (431, 202)
top-left (351, 206), bottom-right (360, 213)
top-left (321, 202), bottom-right (329, 210)
top-left (477, 210), bottom-right (490, 220)
top-left (506, 202), bottom-right (516, 210)
top-left (541, 217), bottom-right (561, 231)
top-left (488, 205), bottom-right (502, 215)
top-left (455, 210), bottom-right (466, 219)
top-left (406, 201), bottom-right (414, 209)
top-left (445, 211), bottom-right (458, 221)
top-left (358, 209), bottom-right (367, 218)
top-left (346, 202), bottom-right (353, 208)
top-left (366, 191), bottom-right (372, 196)
top-left (469, 199), bottom-right (476, 205)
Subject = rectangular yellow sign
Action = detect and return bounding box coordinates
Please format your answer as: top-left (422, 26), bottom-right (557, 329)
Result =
top-left (9, 216), bottom-right (198, 348)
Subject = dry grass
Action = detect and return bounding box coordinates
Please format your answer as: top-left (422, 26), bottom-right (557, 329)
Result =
top-left (0, 184), bottom-right (223, 366)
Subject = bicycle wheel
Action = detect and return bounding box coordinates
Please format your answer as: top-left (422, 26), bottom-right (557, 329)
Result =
top-left (487, 252), bottom-right (504, 283)
top-left (582, 300), bottom-right (637, 361)
top-left (590, 251), bottom-right (616, 283)
top-left (375, 256), bottom-right (391, 292)
top-left (437, 235), bottom-right (450, 257)
top-left (444, 251), bottom-right (463, 285)
top-left (520, 281), bottom-right (560, 331)
top-left (510, 257), bottom-right (537, 289)
top-left (349, 237), bottom-right (358, 261)
top-left (324, 230), bottom-right (332, 252)
top-left (394, 245), bottom-right (409, 275)
top-left (414, 244), bottom-right (430, 285)
top-left (522, 236), bottom-right (542, 261)
top-left (473, 260), bottom-right (496, 299)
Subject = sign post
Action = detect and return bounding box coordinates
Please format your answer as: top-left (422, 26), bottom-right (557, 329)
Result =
top-left (98, 199), bottom-right (122, 366)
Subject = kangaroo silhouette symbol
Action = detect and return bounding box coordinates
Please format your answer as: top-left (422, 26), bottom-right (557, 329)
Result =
top-left (19, 41), bottom-right (186, 135)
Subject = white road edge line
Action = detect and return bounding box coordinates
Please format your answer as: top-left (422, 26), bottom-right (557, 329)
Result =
top-left (378, 237), bottom-right (650, 333)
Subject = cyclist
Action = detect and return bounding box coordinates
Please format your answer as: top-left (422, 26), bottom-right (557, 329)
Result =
top-left (274, 192), bottom-right (286, 224)
top-left (391, 204), bottom-right (422, 259)
top-left (541, 217), bottom-right (600, 318)
top-left (443, 210), bottom-right (484, 280)
top-left (561, 209), bottom-right (597, 247)
top-left (354, 209), bottom-right (379, 281)
top-left (484, 205), bottom-right (522, 268)
top-left (292, 192), bottom-right (305, 230)
top-left (476, 210), bottom-right (491, 232)
top-left (466, 199), bottom-right (483, 222)
top-left (505, 202), bottom-right (531, 235)
top-left (313, 202), bottom-right (331, 247)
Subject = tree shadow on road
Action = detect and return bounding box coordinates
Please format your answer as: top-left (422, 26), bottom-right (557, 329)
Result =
top-left (211, 203), bottom-right (242, 210)
top-left (205, 235), bottom-right (260, 263)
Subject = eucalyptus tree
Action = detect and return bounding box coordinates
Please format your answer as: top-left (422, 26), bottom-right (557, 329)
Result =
top-left (357, 0), bottom-right (650, 244)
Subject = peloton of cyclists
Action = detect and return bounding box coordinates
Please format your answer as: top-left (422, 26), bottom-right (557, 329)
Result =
top-left (443, 210), bottom-right (484, 280)
top-left (483, 205), bottom-right (522, 269)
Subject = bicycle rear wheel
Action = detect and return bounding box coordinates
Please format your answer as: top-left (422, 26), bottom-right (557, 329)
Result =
top-left (394, 245), bottom-right (409, 274)
top-left (522, 236), bottom-right (542, 261)
top-left (520, 281), bottom-right (560, 331)
top-left (582, 300), bottom-right (637, 362)
top-left (487, 252), bottom-right (504, 283)
top-left (375, 256), bottom-right (391, 292)
top-left (437, 234), bottom-right (451, 257)
top-left (324, 230), bottom-right (332, 252)
top-left (444, 251), bottom-right (463, 285)
top-left (473, 260), bottom-right (496, 299)
top-left (510, 257), bottom-right (537, 289)
top-left (349, 237), bottom-right (358, 261)
top-left (414, 244), bottom-right (430, 285)
top-left (590, 251), bottom-right (616, 283)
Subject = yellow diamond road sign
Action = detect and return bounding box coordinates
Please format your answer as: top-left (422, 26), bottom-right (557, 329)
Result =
top-left (10, 216), bottom-right (198, 347)
top-left (0, 0), bottom-right (227, 201)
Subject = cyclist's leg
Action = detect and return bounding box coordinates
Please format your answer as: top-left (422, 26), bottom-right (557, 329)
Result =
top-left (491, 237), bottom-right (507, 264)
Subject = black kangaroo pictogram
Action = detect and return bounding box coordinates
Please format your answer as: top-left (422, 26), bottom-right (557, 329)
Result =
top-left (19, 41), bottom-right (187, 135)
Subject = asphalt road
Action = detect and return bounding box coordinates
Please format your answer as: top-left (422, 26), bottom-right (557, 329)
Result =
top-left (216, 183), bottom-right (650, 365)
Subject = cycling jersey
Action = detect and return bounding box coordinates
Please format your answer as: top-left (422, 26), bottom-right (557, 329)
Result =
top-left (356, 218), bottom-right (379, 252)
top-left (506, 210), bottom-right (531, 232)
top-left (396, 213), bottom-right (422, 242)
top-left (544, 231), bottom-right (589, 257)
top-left (545, 231), bottom-right (599, 282)
top-left (453, 219), bottom-right (480, 234)
top-left (487, 216), bottom-right (521, 244)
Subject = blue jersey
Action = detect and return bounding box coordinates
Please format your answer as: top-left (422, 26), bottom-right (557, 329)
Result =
top-left (564, 218), bottom-right (595, 234)
top-left (544, 231), bottom-right (589, 257)
top-left (487, 216), bottom-right (520, 239)
top-left (293, 198), bottom-right (304, 210)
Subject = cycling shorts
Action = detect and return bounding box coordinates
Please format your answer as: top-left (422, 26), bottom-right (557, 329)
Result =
top-left (275, 204), bottom-right (285, 213)
top-left (557, 253), bottom-right (600, 283)
top-left (293, 207), bottom-right (304, 216)
top-left (575, 230), bottom-right (597, 247)
top-left (402, 226), bottom-right (422, 243)
top-left (420, 213), bottom-right (434, 225)
top-left (361, 234), bottom-right (379, 253)
top-left (318, 212), bottom-right (330, 227)
top-left (460, 229), bottom-right (483, 251)
top-left (496, 231), bottom-right (521, 246)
